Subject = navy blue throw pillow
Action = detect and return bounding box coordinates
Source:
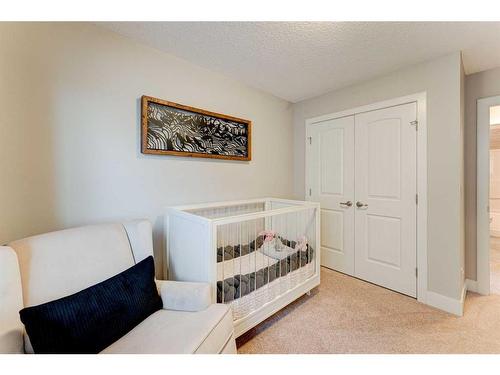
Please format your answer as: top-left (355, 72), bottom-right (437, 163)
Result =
top-left (19, 256), bottom-right (162, 354)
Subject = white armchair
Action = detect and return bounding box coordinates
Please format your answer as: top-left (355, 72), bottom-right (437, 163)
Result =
top-left (0, 220), bottom-right (236, 354)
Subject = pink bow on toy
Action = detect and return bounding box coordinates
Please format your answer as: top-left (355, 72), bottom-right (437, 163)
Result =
top-left (259, 230), bottom-right (276, 243)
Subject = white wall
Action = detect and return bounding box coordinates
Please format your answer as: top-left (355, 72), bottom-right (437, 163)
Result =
top-left (293, 52), bottom-right (465, 300)
top-left (464, 66), bottom-right (500, 280)
top-left (0, 23), bottom-right (294, 277)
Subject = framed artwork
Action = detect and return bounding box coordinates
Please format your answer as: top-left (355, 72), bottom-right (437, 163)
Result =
top-left (141, 95), bottom-right (252, 161)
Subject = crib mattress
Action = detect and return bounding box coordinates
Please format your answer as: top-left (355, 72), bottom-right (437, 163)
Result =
top-left (217, 250), bottom-right (280, 281)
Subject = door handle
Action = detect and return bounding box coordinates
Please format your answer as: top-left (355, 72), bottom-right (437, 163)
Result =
top-left (356, 201), bottom-right (368, 208)
top-left (340, 201), bottom-right (352, 207)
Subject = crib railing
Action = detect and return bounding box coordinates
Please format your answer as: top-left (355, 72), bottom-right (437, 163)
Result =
top-left (212, 204), bottom-right (317, 319)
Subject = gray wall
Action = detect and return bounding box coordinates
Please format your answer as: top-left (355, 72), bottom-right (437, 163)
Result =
top-left (0, 23), bottom-right (295, 277)
top-left (292, 52), bottom-right (465, 299)
top-left (464, 66), bottom-right (500, 280)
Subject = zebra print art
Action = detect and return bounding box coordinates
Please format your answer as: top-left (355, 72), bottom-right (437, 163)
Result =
top-left (141, 96), bottom-right (251, 161)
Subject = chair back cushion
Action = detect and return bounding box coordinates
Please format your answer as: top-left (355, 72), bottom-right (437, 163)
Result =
top-left (9, 223), bottom-right (135, 308)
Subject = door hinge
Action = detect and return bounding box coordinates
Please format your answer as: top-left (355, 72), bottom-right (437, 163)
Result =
top-left (309, 188), bottom-right (312, 196)
top-left (416, 194), bottom-right (418, 204)
top-left (416, 268), bottom-right (418, 277)
top-left (308, 136), bottom-right (312, 145)
top-left (410, 120), bottom-right (418, 130)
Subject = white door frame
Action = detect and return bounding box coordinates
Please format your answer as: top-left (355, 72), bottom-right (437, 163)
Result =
top-left (305, 92), bottom-right (428, 303)
top-left (476, 95), bottom-right (500, 295)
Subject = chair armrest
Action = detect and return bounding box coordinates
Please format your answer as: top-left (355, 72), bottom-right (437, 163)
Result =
top-left (156, 280), bottom-right (212, 312)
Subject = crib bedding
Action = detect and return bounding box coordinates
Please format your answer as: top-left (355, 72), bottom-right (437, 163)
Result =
top-left (216, 245), bottom-right (314, 303)
top-left (217, 235), bottom-right (300, 262)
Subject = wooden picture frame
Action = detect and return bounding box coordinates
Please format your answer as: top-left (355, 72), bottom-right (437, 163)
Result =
top-left (141, 95), bottom-right (252, 161)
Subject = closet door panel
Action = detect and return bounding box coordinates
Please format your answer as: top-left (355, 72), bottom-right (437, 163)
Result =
top-left (354, 103), bottom-right (417, 297)
top-left (307, 116), bottom-right (355, 275)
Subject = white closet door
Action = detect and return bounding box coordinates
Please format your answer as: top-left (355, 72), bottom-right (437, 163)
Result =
top-left (307, 116), bottom-right (355, 275)
top-left (354, 103), bottom-right (417, 297)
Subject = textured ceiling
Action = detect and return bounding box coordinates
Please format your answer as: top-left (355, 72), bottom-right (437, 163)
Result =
top-left (99, 22), bottom-right (500, 103)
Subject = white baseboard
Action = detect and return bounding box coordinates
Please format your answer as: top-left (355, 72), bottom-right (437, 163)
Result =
top-left (465, 279), bottom-right (478, 293)
top-left (425, 285), bottom-right (466, 316)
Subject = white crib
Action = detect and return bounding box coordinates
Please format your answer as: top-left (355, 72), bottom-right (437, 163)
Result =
top-left (165, 198), bottom-right (320, 337)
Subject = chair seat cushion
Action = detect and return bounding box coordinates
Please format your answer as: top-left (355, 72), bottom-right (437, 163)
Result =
top-left (19, 256), bottom-right (162, 354)
top-left (101, 304), bottom-right (234, 354)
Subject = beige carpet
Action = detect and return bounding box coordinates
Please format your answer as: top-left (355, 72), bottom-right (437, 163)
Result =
top-left (236, 267), bottom-right (500, 353)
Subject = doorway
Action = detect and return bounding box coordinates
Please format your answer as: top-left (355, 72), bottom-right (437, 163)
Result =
top-left (477, 97), bottom-right (500, 295)
top-left (305, 93), bottom-right (427, 301)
